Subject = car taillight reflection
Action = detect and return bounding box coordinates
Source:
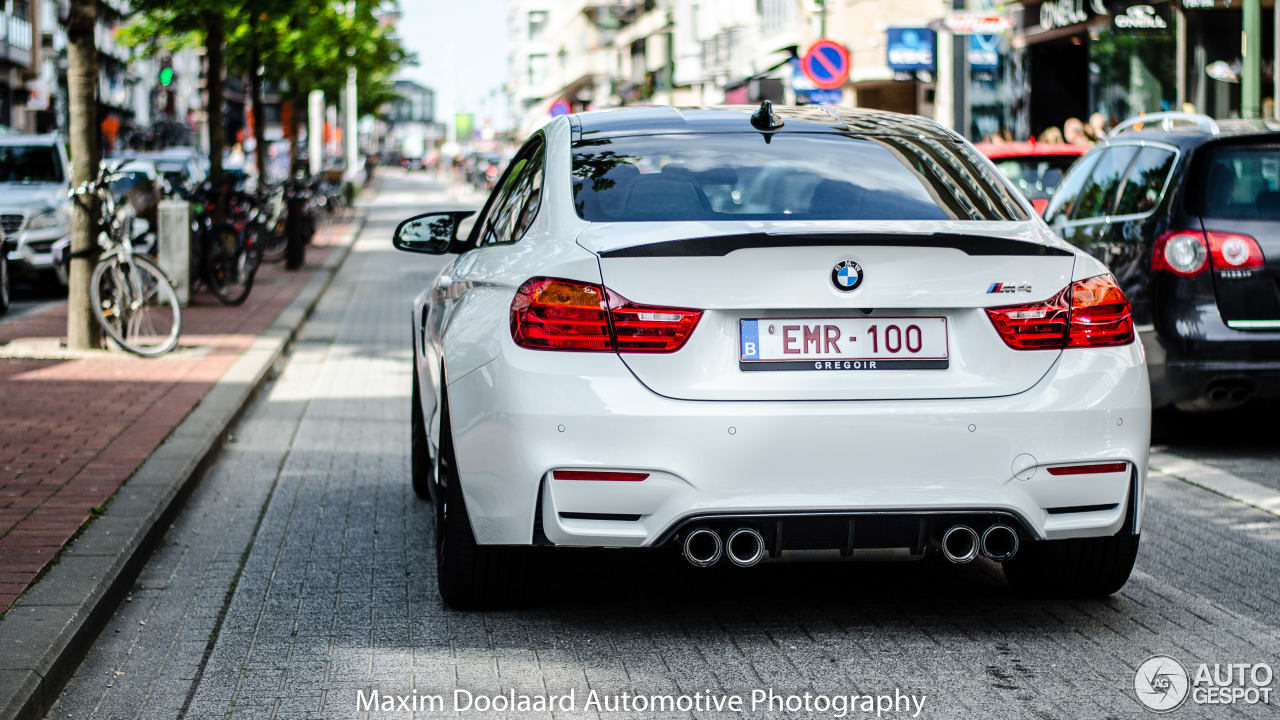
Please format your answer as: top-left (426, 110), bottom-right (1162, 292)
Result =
top-left (986, 274), bottom-right (1134, 350)
top-left (510, 277), bottom-right (702, 353)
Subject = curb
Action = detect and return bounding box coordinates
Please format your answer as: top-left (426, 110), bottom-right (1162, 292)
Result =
top-left (0, 214), bottom-right (366, 720)
top-left (1149, 450), bottom-right (1280, 518)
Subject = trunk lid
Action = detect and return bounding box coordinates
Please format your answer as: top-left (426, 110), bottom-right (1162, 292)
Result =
top-left (1190, 140), bottom-right (1280, 326)
top-left (582, 220), bottom-right (1078, 401)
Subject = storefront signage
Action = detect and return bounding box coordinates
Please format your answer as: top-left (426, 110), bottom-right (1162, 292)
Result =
top-left (969, 34), bottom-right (1001, 71)
top-left (1181, 0), bottom-right (1216, 8)
top-left (1039, 0), bottom-right (1092, 30)
top-left (1113, 3), bottom-right (1168, 30)
top-left (940, 12), bottom-right (1014, 34)
top-left (886, 28), bottom-right (936, 72)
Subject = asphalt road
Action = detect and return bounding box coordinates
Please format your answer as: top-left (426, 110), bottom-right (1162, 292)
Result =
top-left (41, 171), bottom-right (1280, 720)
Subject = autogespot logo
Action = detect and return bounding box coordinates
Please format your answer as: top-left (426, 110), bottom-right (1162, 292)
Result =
top-left (1135, 655), bottom-right (1190, 712)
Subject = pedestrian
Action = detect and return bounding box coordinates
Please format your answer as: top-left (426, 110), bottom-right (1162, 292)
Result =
top-left (1088, 112), bottom-right (1108, 140)
top-left (1039, 126), bottom-right (1065, 144)
top-left (1064, 118), bottom-right (1090, 146)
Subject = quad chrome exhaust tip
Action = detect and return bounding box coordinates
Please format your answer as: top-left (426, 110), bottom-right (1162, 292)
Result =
top-left (980, 524), bottom-right (1019, 562)
top-left (941, 525), bottom-right (981, 564)
top-left (725, 528), bottom-right (766, 567)
top-left (683, 528), bottom-right (723, 567)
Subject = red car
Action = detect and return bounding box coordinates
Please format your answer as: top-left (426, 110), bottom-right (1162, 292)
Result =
top-left (975, 142), bottom-right (1087, 215)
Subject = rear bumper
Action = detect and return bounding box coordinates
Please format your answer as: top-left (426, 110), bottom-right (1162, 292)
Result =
top-left (445, 343), bottom-right (1150, 548)
top-left (1141, 328), bottom-right (1280, 406)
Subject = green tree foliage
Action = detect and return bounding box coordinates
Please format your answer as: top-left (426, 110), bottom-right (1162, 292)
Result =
top-left (125, 1), bottom-right (411, 126)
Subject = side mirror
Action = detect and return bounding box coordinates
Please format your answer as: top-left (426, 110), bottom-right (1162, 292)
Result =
top-left (392, 211), bottom-right (476, 254)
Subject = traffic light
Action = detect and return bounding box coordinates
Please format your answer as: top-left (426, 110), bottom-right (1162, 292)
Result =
top-left (158, 58), bottom-right (174, 87)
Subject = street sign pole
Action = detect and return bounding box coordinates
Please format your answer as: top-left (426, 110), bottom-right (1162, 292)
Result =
top-left (1243, 0), bottom-right (1261, 118)
top-left (952, 0), bottom-right (969, 138)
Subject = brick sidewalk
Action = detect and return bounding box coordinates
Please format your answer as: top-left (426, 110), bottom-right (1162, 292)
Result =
top-left (0, 221), bottom-right (354, 613)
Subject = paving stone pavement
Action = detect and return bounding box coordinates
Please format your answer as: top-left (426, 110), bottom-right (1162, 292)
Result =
top-left (43, 171), bottom-right (1280, 720)
top-left (0, 222), bottom-right (351, 613)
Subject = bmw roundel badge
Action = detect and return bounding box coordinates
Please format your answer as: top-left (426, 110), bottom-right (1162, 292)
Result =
top-left (831, 259), bottom-right (863, 292)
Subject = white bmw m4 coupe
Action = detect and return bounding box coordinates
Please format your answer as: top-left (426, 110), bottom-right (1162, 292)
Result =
top-left (395, 104), bottom-right (1150, 609)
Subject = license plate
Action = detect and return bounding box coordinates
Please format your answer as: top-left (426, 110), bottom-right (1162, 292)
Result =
top-left (739, 317), bottom-right (949, 371)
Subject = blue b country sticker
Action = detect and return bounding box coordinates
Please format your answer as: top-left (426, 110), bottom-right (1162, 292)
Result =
top-left (832, 260), bottom-right (863, 292)
top-left (740, 319), bottom-right (760, 359)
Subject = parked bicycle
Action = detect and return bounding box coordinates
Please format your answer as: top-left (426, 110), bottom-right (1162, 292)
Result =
top-left (67, 162), bottom-right (183, 357)
top-left (173, 178), bottom-right (261, 306)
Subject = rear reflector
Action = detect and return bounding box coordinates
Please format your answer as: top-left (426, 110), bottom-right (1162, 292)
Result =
top-left (1046, 462), bottom-right (1128, 476)
top-left (552, 470), bottom-right (649, 482)
top-left (511, 277), bottom-right (702, 353)
top-left (986, 273), bottom-right (1133, 350)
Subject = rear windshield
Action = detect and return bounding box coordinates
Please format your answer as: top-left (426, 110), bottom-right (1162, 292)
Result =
top-left (1190, 144), bottom-right (1280, 220)
top-left (0, 145), bottom-right (63, 183)
top-left (571, 133), bottom-right (1027, 222)
top-left (991, 155), bottom-right (1080, 201)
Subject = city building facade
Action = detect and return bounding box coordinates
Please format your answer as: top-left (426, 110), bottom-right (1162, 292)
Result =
top-left (504, 0), bottom-right (1280, 141)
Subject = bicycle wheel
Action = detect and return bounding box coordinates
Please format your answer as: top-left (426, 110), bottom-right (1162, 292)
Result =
top-left (243, 222), bottom-right (267, 275)
top-left (90, 253), bottom-right (182, 357)
top-left (258, 220), bottom-right (289, 263)
top-left (203, 223), bottom-right (255, 306)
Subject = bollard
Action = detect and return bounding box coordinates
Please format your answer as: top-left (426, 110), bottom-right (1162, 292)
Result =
top-left (157, 200), bottom-right (191, 305)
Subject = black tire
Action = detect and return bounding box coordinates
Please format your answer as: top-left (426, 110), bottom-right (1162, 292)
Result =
top-left (1003, 534), bottom-right (1140, 597)
top-left (435, 389), bottom-right (544, 610)
top-left (410, 369), bottom-right (433, 501)
top-left (0, 250), bottom-right (10, 315)
top-left (203, 224), bottom-right (254, 306)
top-left (90, 254), bottom-right (182, 356)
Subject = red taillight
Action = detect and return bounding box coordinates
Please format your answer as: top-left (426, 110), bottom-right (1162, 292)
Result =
top-left (985, 290), bottom-right (1069, 350)
top-left (1153, 230), bottom-right (1208, 276)
top-left (1067, 274), bottom-right (1135, 347)
top-left (510, 278), bottom-right (613, 351)
top-left (1207, 231), bottom-right (1265, 270)
top-left (606, 290), bottom-right (703, 353)
top-left (1153, 230), bottom-right (1264, 275)
top-left (510, 277), bottom-right (702, 353)
top-left (986, 274), bottom-right (1133, 350)
top-left (552, 470), bottom-right (649, 481)
top-left (1046, 462), bottom-right (1128, 476)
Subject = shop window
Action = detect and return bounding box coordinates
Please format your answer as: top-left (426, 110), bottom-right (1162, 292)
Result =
top-left (1074, 146), bottom-right (1140, 220)
top-left (1114, 147), bottom-right (1176, 216)
top-left (1090, 29), bottom-right (1176, 123)
top-left (528, 10), bottom-right (547, 41)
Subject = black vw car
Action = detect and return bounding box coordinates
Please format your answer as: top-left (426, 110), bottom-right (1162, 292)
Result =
top-left (1044, 113), bottom-right (1280, 410)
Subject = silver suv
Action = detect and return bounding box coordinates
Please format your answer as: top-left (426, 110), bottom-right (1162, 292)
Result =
top-left (0, 133), bottom-right (72, 282)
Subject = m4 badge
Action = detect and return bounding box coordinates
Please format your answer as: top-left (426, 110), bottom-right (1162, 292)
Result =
top-left (987, 282), bottom-right (1033, 294)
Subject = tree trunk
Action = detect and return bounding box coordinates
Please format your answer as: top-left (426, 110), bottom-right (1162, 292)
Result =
top-left (249, 12), bottom-right (268, 185)
top-left (205, 9), bottom-right (226, 222)
top-left (65, 0), bottom-right (100, 350)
